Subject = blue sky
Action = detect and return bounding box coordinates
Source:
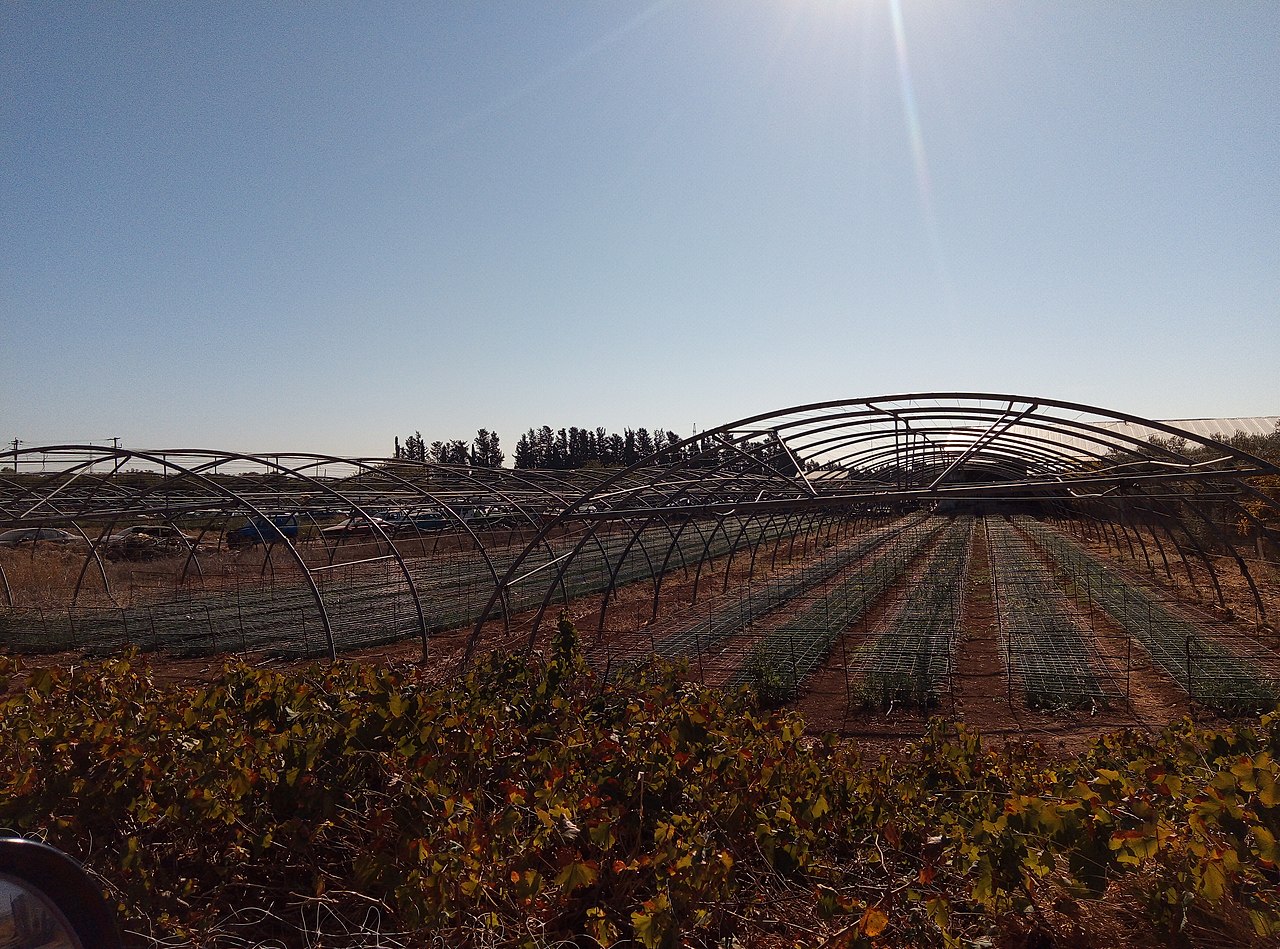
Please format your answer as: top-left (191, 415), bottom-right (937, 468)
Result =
top-left (4, 1), bottom-right (1277, 457)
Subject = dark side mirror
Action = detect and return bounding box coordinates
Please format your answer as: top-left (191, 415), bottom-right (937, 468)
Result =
top-left (0, 838), bottom-right (123, 949)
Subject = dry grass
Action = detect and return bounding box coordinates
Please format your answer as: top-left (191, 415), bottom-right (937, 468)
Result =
top-left (0, 529), bottom-right (548, 611)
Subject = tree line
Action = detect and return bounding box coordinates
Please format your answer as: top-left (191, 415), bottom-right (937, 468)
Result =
top-left (392, 426), bottom-right (702, 470)
top-left (392, 425), bottom-right (815, 474)
top-left (512, 426), bottom-right (690, 469)
top-left (394, 429), bottom-right (504, 468)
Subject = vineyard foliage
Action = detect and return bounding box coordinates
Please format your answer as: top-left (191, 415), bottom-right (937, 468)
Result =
top-left (2, 623), bottom-right (1280, 947)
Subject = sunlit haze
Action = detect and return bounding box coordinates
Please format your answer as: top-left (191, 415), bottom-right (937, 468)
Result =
top-left (4, 1), bottom-right (1277, 456)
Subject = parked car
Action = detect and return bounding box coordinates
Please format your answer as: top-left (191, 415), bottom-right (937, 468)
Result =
top-left (225, 514), bottom-right (299, 547)
top-left (320, 516), bottom-right (390, 538)
top-left (105, 524), bottom-right (197, 546)
top-left (0, 527), bottom-right (84, 548)
top-left (472, 503), bottom-right (523, 529)
top-left (384, 509), bottom-right (449, 534)
top-left (101, 524), bottom-right (198, 559)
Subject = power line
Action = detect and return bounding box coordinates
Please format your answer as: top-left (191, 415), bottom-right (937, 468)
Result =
top-left (6, 436), bottom-right (123, 447)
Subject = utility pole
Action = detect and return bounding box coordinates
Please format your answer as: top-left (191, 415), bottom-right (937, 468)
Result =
top-left (9, 439), bottom-right (18, 472)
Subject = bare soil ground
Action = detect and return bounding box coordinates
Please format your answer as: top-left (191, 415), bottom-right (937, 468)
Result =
top-left (948, 518), bottom-right (1022, 732)
top-left (790, 522), bottom-right (949, 736)
top-left (6, 516), bottom-right (1278, 761)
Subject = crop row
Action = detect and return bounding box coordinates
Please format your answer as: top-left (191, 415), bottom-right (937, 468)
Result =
top-left (0, 515), bottom-right (808, 657)
top-left (848, 516), bottom-right (973, 708)
top-left (651, 514), bottom-right (928, 660)
top-left (728, 516), bottom-right (951, 700)
top-left (1017, 518), bottom-right (1280, 712)
top-left (986, 518), bottom-right (1117, 709)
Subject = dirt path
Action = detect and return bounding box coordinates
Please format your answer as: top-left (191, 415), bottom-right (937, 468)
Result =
top-left (949, 517), bottom-right (1022, 732)
top-left (791, 520), bottom-right (952, 734)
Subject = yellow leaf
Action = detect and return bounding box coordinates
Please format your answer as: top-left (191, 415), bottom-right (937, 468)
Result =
top-left (1257, 773), bottom-right (1279, 808)
top-left (860, 905), bottom-right (889, 938)
top-left (1252, 825), bottom-right (1278, 865)
top-left (1198, 857), bottom-right (1226, 903)
top-left (632, 892), bottom-right (672, 949)
top-left (555, 860), bottom-right (599, 892)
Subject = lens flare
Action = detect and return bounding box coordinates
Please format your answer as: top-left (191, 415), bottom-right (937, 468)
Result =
top-left (887, 0), bottom-right (947, 282)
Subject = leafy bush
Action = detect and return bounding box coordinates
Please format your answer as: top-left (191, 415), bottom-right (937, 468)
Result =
top-left (2, 630), bottom-right (1280, 947)
top-left (743, 650), bottom-right (796, 708)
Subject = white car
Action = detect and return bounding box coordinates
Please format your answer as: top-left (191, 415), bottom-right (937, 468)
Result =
top-left (319, 516), bottom-right (391, 537)
top-left (102, 525), bottom-right (199, 557)
top-left (106, 524), bottom-right (197, 544)
top-left (0, 527), bottom-right (84, 548)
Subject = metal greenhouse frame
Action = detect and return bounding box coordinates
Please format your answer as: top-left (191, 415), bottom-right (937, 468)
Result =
top-left (3, 394), bottom-right (1278, 708)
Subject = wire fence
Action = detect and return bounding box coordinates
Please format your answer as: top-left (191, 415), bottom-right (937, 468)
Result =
top-left (722, 515), bottom-right (951, 701)
top-left (845, 516), bottom-right (972, 709)
top-left (648, 513), bottom-right (929, 661)
top-left (0, 517), bottom-right (808, 658)
top-left (1018, 517), bottom-right (1280, 712)
top-left (987, 518), bottom-right (1121, 710)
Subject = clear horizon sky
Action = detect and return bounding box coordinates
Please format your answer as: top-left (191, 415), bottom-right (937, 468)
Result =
top-left (4, 1), bottom-right (1278, 458)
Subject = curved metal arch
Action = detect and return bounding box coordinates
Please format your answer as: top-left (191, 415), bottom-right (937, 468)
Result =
top-left (595, 476), bottom-right (807, 634)
top-left (684, 510), bottom-right (744, 606)
top-left (8, 446), bottom-right (342, 655)
top-left (6, 393), bottom-right (1277, 665)
top-left (465, 392), bottom-right (1277, 659)
top-left (281, 455), bottom-right (615, 648)
top-left (741, 510), bottom-right (789, 586)
top-left (591, 515), bottom-right (666, 639)
top-left (806, 430), bottom-right (1082, 485)
top-left (1125, 479), bottom-right (1264, 615)
top-left (763, 410), bottom-right (1084, 477)
top-left (2, 445), bottom-right (593, 659)
top-left (775, 410), bottom-right (1252, 487)
top-left (1072, 494), bottom-right (1228, 609)
top-left (743, 400), bottom-right (1276, 498)
top-left (719, 511), bottom-right (773, 593)
top-left (514, 509), bottom-right (650, 653)
top-left (721, 393), bottom-right (1278, 475)
top-left (288, 457), bottom-right (504, 656)
top-left (3, 453), bottom-right (124, 608)
top-left (99, 448), bottom-right (377, 654)
top-left (497, 393), bottom-right (1259, 529)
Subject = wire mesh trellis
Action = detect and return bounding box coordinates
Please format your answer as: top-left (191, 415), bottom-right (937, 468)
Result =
top-left (844, 516), bottom-right (972, 709)
top-left (986, 517), bottom-right (1123, 710)
top-left (1019, 517), bottom-right (1280, 712)
top-left (2, 395), bottom-right (1277, 701)
top-left (715, 515), bottom-right (951, 703)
